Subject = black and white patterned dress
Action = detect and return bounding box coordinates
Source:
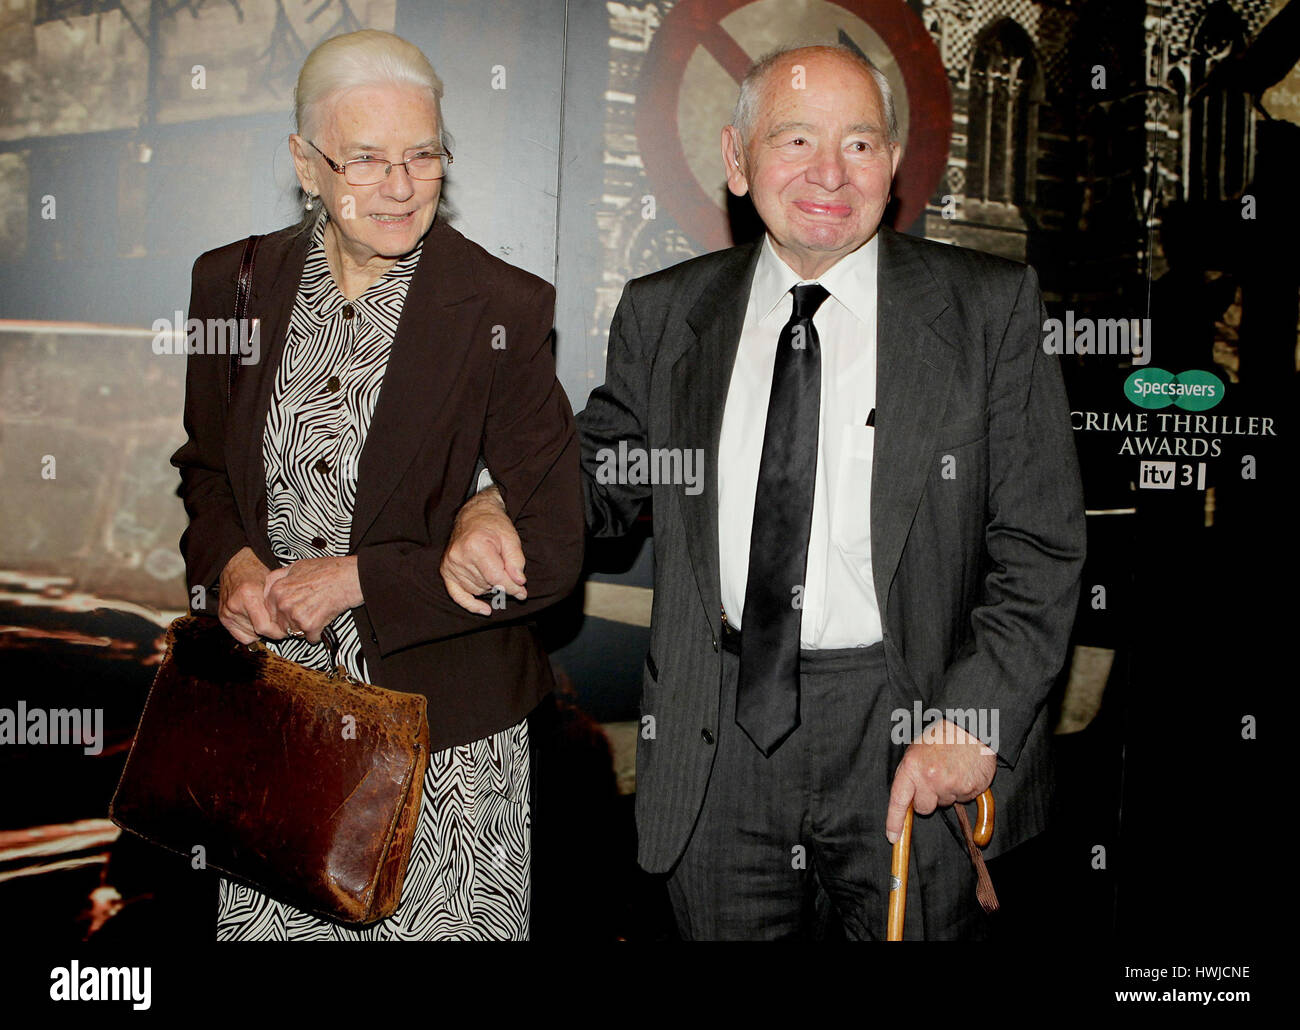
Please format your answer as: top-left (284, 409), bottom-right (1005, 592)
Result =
top-left (215, 218), bottom-right (531, 940)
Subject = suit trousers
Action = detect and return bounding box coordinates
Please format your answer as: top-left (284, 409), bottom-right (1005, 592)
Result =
top-left (666, 638), bottom-right (988, 940)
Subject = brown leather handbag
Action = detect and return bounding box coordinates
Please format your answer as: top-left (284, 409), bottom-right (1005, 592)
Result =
top-left (109, 615), bottom-right (430, 926)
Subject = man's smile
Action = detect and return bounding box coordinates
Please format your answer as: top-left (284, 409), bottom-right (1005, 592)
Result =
top-left (792, 199), bottom-right (854, 218)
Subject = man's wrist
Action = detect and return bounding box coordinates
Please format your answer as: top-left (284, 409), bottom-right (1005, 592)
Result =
top-left (471, 482), bottom-right (506, 512)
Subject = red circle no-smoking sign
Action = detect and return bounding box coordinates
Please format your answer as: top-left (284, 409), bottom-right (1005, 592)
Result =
top-left (635, 0), bottom-right (951, 252)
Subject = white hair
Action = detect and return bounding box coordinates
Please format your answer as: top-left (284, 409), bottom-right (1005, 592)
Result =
top-left (293, 30), bottom-right (452, 227)
top-left (730, 42), bottom-right (899, 146)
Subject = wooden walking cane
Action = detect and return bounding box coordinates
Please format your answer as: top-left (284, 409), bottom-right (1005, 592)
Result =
top-left (887, 788), bottom-right (995, 940)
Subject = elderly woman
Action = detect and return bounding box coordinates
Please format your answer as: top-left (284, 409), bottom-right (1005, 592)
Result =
top-left (170, 29), bottom-right (583, 940)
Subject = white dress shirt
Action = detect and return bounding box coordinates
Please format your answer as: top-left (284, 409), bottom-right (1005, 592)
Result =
top-left (718, 233), bottom-right (882, 648)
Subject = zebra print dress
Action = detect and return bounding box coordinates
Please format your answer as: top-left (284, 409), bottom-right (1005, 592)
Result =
top-left (215, 217), bottom-right (531, 940)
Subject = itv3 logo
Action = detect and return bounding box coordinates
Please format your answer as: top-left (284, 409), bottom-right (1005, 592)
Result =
top-left (1139, 460), bottom-right (1207, 490)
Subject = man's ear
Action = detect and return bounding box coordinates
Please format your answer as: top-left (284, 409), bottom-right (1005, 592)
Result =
top-left (721, 125), bottom-right (748, 198)
top-left (889, 140), bottom-right (903, 180)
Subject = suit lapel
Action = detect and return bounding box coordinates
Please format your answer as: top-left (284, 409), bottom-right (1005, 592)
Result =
top-left (670, 241), bottom-right (762, 632)
top-left (226, 220), bottom-right (480, 557)
top-left (871, 228), bottom-right (959, 615)
top-left (350, 221), bottom-right (482, 547)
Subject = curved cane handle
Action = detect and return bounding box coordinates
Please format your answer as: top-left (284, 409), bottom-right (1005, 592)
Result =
top-left (887, 788), bottom-right (994, 940)
top-left (973, 788), bottom-right (995, 848)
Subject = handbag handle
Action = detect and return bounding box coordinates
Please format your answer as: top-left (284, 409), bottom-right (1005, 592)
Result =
top-left (227, 234), bottom-right (263, 404)
top-left (239, 624), bottom-right (356, 684)
top-left (320, 625), bottom-right (356, 683)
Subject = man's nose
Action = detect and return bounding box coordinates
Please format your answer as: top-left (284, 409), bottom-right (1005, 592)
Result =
top-left (804, 145), bottom-right (849, 190)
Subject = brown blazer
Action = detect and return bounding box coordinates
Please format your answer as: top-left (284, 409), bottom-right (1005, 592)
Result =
top-left (171, 219), bottom-right (584, 752)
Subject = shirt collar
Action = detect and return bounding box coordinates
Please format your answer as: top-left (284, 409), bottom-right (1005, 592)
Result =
top-left (750, 232), bottom-right (879, 326)
top-left (299, 215), bottom-right (423, 327)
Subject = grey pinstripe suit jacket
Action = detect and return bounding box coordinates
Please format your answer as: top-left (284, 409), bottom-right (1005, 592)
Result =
top-left (578, 226), bottom-right (1086, 874)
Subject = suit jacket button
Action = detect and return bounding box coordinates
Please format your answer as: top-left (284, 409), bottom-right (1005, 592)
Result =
top-left (711, 637), bottom-right (718, 652)
top-left (701, 728), bottom-right (714, 745)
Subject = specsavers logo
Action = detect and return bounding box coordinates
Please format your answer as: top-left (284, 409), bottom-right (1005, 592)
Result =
top-left (1124, 368), bottom-right (1224, 411)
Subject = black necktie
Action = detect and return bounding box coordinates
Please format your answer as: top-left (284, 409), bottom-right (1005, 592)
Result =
top-left (736, 283), bottom-right (828, 756)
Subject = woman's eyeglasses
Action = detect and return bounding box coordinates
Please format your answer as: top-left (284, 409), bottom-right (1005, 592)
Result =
top-left (306, 139), bottom-right (452, 186)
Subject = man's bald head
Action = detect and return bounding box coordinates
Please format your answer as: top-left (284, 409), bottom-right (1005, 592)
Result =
top-left (730, 43), bottom-right (900, 148)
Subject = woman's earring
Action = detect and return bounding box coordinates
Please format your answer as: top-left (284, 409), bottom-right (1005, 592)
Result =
top-left (305, 194), bottom-right (316, 211)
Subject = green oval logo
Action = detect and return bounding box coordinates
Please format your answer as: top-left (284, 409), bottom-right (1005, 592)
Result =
top-left (1173, 369), bottom-right (1224, 411)
top-left (1124, 368), bottom-right (1176, 409)
top-left (1124, 368), bottom-right (1224, 410)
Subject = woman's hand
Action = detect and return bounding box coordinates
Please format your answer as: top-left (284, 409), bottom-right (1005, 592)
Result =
top-left (218, 546), bottom-right (285, 644)
top-left (263, 556), bottom-right (364, 644)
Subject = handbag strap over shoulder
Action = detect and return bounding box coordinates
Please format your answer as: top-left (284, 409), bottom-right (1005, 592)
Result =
top-left (228, 234), bottom-right (263, 404)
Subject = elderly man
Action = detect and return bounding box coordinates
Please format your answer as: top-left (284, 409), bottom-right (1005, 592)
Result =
top-left (444, 43), bottom-right (1084, 940)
